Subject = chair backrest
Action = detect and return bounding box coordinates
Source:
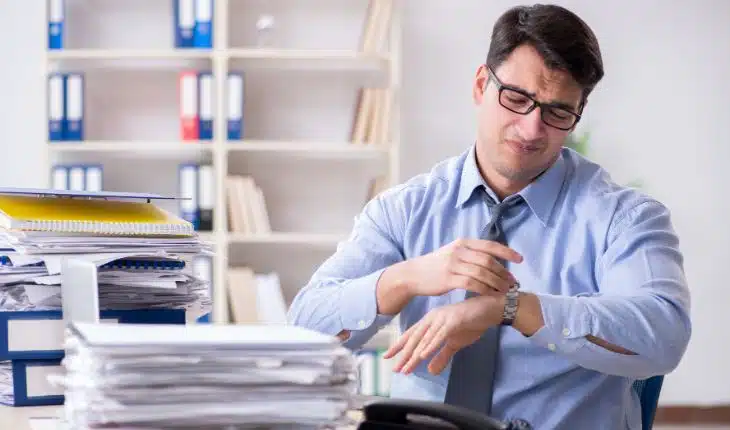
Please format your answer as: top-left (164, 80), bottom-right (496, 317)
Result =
top-left (632, 376), bottom-right (664, 430)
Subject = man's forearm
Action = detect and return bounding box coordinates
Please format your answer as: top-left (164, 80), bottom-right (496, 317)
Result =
top-left (337, 263), bottom-right (412, 341)
top-left (513, 292), bottom-right (636, 354)
top-left (375, 260), bottom-right (416, 315)
top-left (509, 291), bottom-right (689, 378)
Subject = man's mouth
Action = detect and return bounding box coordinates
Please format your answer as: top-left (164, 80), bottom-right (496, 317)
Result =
top-left (506, 140), bottom-right (541, 153)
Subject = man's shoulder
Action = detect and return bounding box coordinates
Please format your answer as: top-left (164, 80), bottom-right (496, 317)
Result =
top-left (377, 151), bottom-right (466, 207)
top-left (565, 149), bottom-right (670, 231)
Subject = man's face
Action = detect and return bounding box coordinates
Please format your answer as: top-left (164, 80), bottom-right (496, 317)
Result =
top-left (473, 44), bottom-right (584, 191)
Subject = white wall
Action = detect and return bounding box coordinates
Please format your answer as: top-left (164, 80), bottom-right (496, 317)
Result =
top-left (1, 0), bottom-right (728, 405)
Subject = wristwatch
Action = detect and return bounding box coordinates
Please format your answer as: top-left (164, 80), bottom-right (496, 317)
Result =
top-left (501, 282), bottom-right (520, 326)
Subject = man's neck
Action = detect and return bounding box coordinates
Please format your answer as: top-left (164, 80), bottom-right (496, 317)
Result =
top-left (475, 151), bottom-right (558, 201)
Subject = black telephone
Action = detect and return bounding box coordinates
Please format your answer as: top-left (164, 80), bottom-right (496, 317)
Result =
top-left (356, 398), bottom-right (533, 430)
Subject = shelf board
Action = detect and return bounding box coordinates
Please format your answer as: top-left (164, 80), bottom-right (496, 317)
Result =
top-left (227, 140), bottom-right (388, 159)
top-left (227, 48), bottom-right (388, 70)
top-left (228, 232), bottom-right (346, 246)
top-left (47, 49), bottom-right (213, 60)
top-left (47, 141), bottom-right (214, 158)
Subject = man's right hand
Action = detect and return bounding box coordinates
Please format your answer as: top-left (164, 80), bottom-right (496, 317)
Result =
top-left (405, 238), bottom-right (522, 297)
top-left (375, 238), bottom-right (522, 316)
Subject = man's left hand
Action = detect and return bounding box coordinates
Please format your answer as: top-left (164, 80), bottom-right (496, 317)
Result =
top-left (383, 295), bottom-right (503, 375)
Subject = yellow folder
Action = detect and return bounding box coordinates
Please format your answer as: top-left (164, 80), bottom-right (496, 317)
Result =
top-left (0, 195), bottom-right (193, 236)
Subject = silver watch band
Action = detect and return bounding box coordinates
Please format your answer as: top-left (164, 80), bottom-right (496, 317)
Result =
top-left (501, 282), bottom-right (520, 326)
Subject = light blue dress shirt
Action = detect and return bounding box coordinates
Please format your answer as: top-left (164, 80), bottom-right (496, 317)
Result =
top-left (288, 145), bottom-right (691, 429)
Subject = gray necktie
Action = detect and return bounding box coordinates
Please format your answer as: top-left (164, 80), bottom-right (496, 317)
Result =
top-left (443, 189), bottom-right (524, 415)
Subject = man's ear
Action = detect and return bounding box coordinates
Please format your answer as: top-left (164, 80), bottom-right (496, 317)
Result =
top-left (473, 64), bottom-right (489, 105)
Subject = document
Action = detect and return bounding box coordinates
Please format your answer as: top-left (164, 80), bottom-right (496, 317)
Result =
top-left (56, 322), bottom-right (359, 429)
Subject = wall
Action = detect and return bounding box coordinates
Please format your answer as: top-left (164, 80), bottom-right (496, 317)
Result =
top-left (1, 0), bottom-right (728, 405)
top-left (400, 0), bottom-right (730, 406)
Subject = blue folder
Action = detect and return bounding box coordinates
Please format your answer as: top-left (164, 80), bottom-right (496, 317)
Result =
top-left (0, 308), bottom-right (187, 360)
top-left (1, 358), bottom-right (64, 407)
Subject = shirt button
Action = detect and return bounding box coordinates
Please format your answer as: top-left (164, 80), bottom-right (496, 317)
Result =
top-left (358, 320), bottom-right (367, 328)
top-left (547, 343), bottom-right (556, 351)
top-left (562, 328), bottom-right (571, 337)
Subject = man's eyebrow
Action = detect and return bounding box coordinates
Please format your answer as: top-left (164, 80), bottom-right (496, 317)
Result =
top-left (510, 85), bottom-right (578, 111)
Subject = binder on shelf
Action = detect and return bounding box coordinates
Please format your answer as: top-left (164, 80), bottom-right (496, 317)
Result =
top-left (198, 164), bottom-right (213, 231)
top-left (50, 166), bottom-right (68, 190)
top-left (0, 309), bottom-right (187, 361)
top-left (47, 73), bottom-right (64, 141)
top-left (227, 72), bottom-right (244, 140)
top-left (64, 72), bottom-right (84, 141)
top-left (0, 358), bottom-right (64, 407)
top-left (198, 72), bottom-right (213, 141)
top-left (84, 164), bottom-right (103, 192)
top-left (68, 165), bottom-right (85, 191)
top-left (173, 0), bottom-right (195, 48)
top-left (47, 0), bottom-right (64, 50)
top-left (178, 163), bottom-right (199, 229)
top-left (180, 71), bottom-right (199, 140)
top-left (193, 0), bottom-right (213, 49)
top-left (49, 165), bottom-right (103, 192)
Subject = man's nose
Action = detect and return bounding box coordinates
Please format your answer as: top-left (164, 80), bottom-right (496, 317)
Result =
top-left (518, 108), bottom-right (547, 141)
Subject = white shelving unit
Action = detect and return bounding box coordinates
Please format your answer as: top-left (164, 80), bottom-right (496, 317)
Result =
top-left (42, 0), bottom-right (402, 345)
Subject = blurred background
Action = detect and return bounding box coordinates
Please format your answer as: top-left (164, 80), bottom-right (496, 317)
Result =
top-left (0, 0), bottom-right (728, 425)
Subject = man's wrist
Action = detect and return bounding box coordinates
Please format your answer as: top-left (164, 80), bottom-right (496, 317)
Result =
top-left (376, 260), bottom-right (417, 315)
top-left (511, 292), bottom-right (545, 336)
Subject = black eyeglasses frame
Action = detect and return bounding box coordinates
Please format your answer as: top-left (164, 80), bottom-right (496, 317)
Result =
top-left (486, 66), bottom-right (582, 131)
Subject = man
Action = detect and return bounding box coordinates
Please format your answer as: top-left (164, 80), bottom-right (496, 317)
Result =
top-left (288, 4), bottom-right (691, 429)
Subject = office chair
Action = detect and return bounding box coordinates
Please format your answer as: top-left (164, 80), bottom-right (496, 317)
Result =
top-left (633, 375), bottom-right (664, 430)
top-left (358, 376), bottom-right (665, 429)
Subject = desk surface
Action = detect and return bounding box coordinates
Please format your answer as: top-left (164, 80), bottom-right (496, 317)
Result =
top-left (0, 405), bottom-right (62, 430)
top-left (0, 405), bottom-right (365, 429)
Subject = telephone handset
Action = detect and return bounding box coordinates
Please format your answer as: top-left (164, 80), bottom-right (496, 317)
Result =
top-left (356, 398), bottom-right (533, 430)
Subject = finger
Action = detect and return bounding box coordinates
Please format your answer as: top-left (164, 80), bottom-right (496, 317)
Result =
top-left (456, 248), bottom-right (516, 285)
top-left (408, 317), bottom-right (445, 368)
top-left (449, 263), bottom-right (513, 294)
top-left (419, 324), bottom-right (450, 360)
top-left (460, 239), bottom-right (523, 263)
top-left (383, 323), bottom-right (418, 359)
top-left (394, 322), bottom-right (430, 373)
top-left (402, 324), bottom-right (437, 374)
top-left (428, 343), bottom-right (459, 375)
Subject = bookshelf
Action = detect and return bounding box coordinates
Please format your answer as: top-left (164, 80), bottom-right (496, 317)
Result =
top-left (42, 0), bottom-right (401, 354)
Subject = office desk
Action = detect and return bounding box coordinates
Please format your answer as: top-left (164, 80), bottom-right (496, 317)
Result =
top-left (0, 405), bottom-right (62, 429)
top-left (0, 406), bottom-right (365, 429)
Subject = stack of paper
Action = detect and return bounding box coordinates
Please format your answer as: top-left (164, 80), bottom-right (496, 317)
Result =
top-left (0, 252), bottom-right (210, 312)
top-left (0, 189), bottom-right (213, 408)
top-left (57, 322), bottom-right (358, 429)
top-left (0, 189), bottom-right (212, 314)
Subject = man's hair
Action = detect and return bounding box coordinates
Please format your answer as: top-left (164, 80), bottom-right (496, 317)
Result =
top-left (486, 4), bottom-right (604, 102)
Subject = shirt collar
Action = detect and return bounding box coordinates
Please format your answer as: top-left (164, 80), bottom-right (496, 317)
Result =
top-left (455, 144), bottom-right (568, 226)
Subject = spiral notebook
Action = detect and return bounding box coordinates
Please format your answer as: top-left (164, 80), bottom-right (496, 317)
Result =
top-left (0, 194), bottom-right (193, 237)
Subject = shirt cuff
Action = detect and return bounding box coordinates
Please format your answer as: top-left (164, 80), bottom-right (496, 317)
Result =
top-left (338, 268), bottom-right (395, 332)
top-left (526, 292), bottom-right (593, 354)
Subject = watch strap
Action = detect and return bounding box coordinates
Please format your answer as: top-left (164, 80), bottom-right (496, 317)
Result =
top-left (501, 283), bottom-right (520, 326)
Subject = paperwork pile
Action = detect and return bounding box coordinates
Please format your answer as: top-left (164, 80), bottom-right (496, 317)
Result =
top-left (58, 322), bottom-right (358, 429)
top-left (0, 189), bottom-right (212, 314)
top-left (0, 188), bottom-right (213, 407)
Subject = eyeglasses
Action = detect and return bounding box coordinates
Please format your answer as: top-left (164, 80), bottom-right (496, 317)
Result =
top-left (487, 66), bottom-right (581, 131)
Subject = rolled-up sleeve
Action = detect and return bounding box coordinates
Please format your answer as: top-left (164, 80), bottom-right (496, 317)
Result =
top-left (287, 192), bottom-right (406, 350)
top-left (527, 200), bottom-right (692, 379)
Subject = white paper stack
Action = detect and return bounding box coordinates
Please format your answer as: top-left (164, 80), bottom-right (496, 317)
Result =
top-left (0, 249), bottom-right (211, 313)
top-left (57, 322), bottom-right (358, 430)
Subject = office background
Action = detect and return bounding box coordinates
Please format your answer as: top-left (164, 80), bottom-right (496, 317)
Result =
top-left (0, 0), bottom-right (727, 421)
